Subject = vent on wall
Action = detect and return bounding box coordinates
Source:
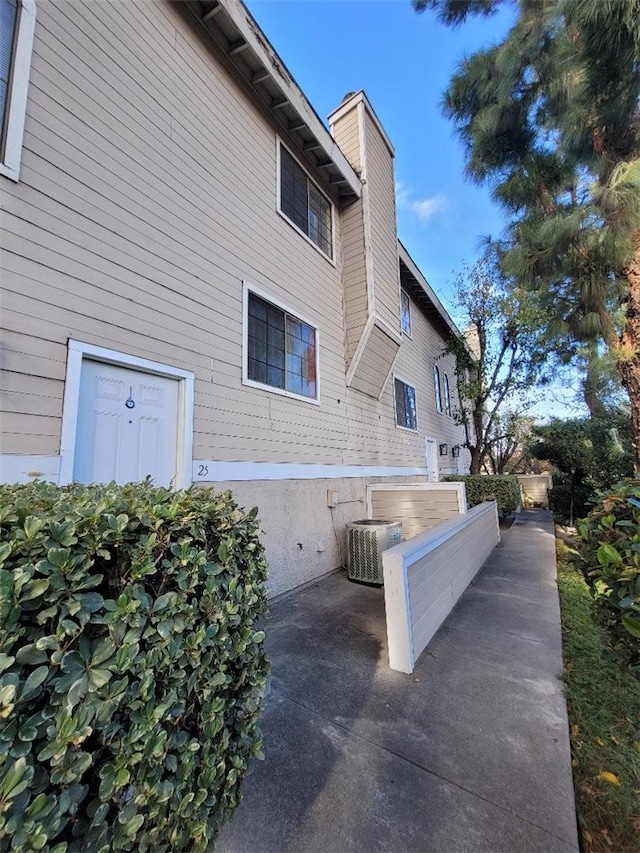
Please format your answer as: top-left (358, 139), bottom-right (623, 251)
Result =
top-left (347, 520), bottom-right (402, 585)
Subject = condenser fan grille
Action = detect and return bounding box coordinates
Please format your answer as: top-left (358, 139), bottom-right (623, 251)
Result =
top-left (346, 520), bottom-right (402, 585)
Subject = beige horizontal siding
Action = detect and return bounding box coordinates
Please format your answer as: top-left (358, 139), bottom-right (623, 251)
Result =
top-left (383, 502), bottom-right (500, 671)
top-left (341, 199), bottom-right (369, 363)
top-left (2, 0), bottom-right (467, 476)
top-left (330, 104), bottom-right (362, 172)
top-left (348, 323), bottom-right (399, 399)
top-left (372, 493), bottom-right (459, 512)
top-left (363, 111), bottom-right (400, 335)
top-left (518, 475), bottom-right (550, 507)
top-left (2, 0), bottom-right (356, 465)
top-left (342, 290), bottom-right (466, 468)
top-left (0, 330), bottom-right (67, 381)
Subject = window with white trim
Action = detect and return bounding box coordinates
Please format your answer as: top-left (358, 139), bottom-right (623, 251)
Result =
top-left (401, 290), bottom-right (411, 336)
top-left (443, 373), bottom-right (452, 416)
top-left (394, 378), bottom-right (417, 430)
top-left (246, 290), bottom-right (318, 401)
top-left (0, 0), bottom-right (35, 182)
top-left (279, 143), bottom-right (333, 259)
top-left (434, 365), bottom-right (443, 413)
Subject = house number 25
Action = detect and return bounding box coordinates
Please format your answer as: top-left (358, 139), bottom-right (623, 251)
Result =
top-left (197, 464), bottom-right (209, 477)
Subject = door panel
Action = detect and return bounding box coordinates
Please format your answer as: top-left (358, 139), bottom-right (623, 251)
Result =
top-left (91, 410), bottom-right (122, 483)
top-left (74, 360), bottom-right (179, 487)
top-left (425, 437), bottom-right (439, 482)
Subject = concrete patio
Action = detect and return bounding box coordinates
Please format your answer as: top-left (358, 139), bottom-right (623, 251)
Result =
top-left (217, 509), bottom-right (579, 853)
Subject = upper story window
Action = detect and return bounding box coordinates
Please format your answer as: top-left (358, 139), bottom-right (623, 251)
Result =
top-left (443, 373), bottom-right (452, 416)
top-left (434, 365), bottom-right (443, 413)
top-left (244, 286), bottom-right (319, 402)
top-left (278, 142), bottom-right (333, 260)
top-left (401, 290), bottom-right (412, 336)
top-left (0, 0), bottom-right (36, 182)
top-left (394, 377), bottom-right (417, 430)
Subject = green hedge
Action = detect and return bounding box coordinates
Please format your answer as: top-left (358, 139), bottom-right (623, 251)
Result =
top-left (443, 474), bottom-right (521, 515)
top-left (0, 480), bottom-right (269, 852)
top-left (576, 480), bottom-right (640, 671)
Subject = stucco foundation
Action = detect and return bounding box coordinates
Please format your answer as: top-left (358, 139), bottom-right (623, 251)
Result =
top-left (213, 475), bottom-right (430, 597)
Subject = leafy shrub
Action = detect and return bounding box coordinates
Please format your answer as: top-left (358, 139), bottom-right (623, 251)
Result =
top-left (0, 480), bottom-right (269, 852)
top-left (548, 474), bottom-right (593, 524)
top-left (576, 481), bottom-right (640, 670)
top-left (443, 474), bottom-right (521, 515)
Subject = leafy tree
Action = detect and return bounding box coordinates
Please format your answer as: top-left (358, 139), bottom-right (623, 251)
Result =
top-left (449, 250), bottom-right (546, 474)
top-left (485, 412), bottom-right (535, 475)
top-left (416, 0), bottom-right (640, 467)
top-left (578, 343), bottom-right (629, 420)
top-left (529, 414), bottom-right (634, 523)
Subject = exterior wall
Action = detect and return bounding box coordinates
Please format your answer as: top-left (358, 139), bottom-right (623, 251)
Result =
top-left (1, 0), bottom-right (349, 467)
top-left (331, 99), bottom-right (362, 173)
top-left (341, 200), bottom-right (369, 364)
top-left (362, 107), bottom-right (401, 336)
top-left (0, 0), bottom-right (470, 596)
top-left (330, 102), bottom-right (368, 367)
top-left (383, 501), bottom-right (500, 673)
top-left (330, 93), bottom-right (401, 401)
top-left (382, 288), bottom-right (466, 477)
top-left (213, 474), bottom-right (430, 597)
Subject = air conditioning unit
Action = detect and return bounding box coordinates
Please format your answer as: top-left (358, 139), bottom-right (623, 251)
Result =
top-left (346, 520), bottom-right (403, 585)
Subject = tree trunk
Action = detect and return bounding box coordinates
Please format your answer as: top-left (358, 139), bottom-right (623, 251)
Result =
top-left (469, 445), bottom-right (483, 475)
top-left (618, 233), bottom-right (640, 473)
top-left (469, 399), bottom-right (486, 474)
top-left (583, 355), bottom-right (606, 419)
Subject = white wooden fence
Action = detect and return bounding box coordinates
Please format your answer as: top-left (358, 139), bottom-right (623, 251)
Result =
top-left (517, 474), bottom-right (552, 508)
top-left (382, 501), bottom-right (500, 673)
top-left (367, 482), bottom-right (466, 539)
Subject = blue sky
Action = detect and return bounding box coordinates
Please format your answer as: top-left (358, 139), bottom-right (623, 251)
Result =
top-left (245, 0), bottom-right (515, 321)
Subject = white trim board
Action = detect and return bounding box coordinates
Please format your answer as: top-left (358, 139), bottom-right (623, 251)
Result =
top-left (0, 0), bottom-right (36, 182)
top-left (0, 455), bottom-right (60, 484)
top-left (1, 457), bottom-right (430, 486)
top-left (59, 341), bottom-right (194, 489)
top-left (193, 461), bottom-right (428, 482)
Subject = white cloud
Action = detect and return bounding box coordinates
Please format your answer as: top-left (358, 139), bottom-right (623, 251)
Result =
top-left (395, 180), bottom-right (411, 208)
top-left (395, 181), bottom-right (447, 224)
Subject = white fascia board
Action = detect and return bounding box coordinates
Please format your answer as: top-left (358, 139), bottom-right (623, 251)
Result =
top-left (217, 0), bottom-right (361, 198)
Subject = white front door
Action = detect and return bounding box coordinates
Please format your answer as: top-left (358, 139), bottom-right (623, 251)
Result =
top-left (73, 360), bottom-right (180, 487)
top-left (425, 437), bottom-right (439, 482)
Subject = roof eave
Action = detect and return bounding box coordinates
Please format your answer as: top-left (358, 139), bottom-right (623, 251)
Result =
top-left (191, 0), bottom-right (362, 200)
top-left (398, 240), bottom-right (473, 358)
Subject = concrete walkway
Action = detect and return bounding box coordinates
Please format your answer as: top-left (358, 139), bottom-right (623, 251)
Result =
top-left (217, 510), bottom-right (580, 853)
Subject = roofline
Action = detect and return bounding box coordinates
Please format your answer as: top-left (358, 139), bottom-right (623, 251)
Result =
top-left (398, 240), bottom-right (469, 349)
top-left (328, 90), bottom-right (395, 158)
top-left (194, 0), bottom-right (362, 199)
